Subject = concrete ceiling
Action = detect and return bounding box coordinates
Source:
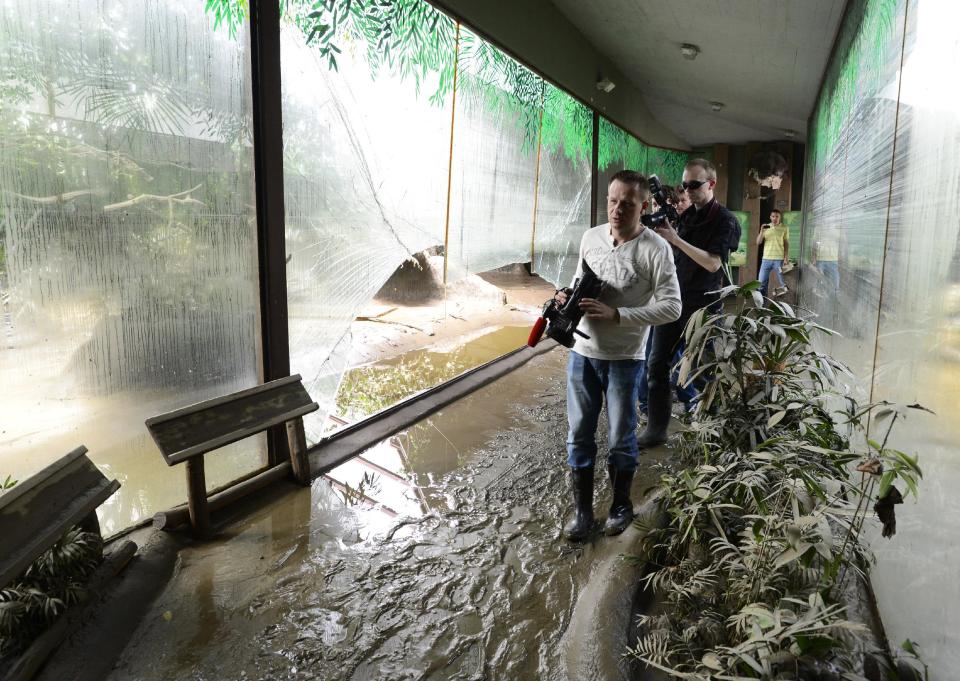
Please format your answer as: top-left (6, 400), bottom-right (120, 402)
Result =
top-left (547, 0), bottom-right (847, 146)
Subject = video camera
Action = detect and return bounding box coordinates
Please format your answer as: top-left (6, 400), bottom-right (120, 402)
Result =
top-left (640, 174), bottom-right (680, 228)
top-left (527, 259), bottom-right (604, 348)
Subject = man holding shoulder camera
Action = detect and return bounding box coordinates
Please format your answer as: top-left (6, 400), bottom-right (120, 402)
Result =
top-left (639, 158), bottom-right (740, 448)
top-left (554, 170), bottom-right (681, 541)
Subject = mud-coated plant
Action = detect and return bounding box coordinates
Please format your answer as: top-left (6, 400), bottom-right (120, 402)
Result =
top-left (630, 282), bottom-right (927, 680)
top-left (0, 526), bottom-right (102, 657)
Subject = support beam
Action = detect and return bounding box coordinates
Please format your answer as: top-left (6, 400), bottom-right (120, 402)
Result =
top-left (590, 111), bottom-right (599, 227)
top-left (249, 0), bottom-right (290, 466)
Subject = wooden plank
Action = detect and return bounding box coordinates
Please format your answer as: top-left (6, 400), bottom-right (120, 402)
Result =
top-left (186, 459), bottom-right (210, 537)
top-left (147, 380), bottom-right (318, 465)
top-left (286, 418), bottom-right (310, 485)
top-left (743, 142), bottom-right (763, 283)
top-left (154, 462), bottom-right (291, 531)
top-left (145, 375), bottom-right (303, 427)
top-left (713, 143), bottom-right (729, 205)
top-left (0, 446), bottom-right (88, 512)
top-left (164, 402), bottom-right (317, 466)
top-left (0, 461), bottom-right (120, 588)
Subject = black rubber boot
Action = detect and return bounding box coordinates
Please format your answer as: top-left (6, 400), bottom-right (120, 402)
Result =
top-left (603, 465), bottom-right (635, 536)
top-left (636, 386), bottom-right (671, 448)
top-left (563, 466), bottom-right (595, 541)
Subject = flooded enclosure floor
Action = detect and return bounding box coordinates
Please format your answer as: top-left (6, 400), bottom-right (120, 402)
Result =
top-left (108, 348), bottom-right (666, 681)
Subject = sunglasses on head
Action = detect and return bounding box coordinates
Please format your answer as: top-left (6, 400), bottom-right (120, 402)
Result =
top-left (681, 179), bottom-right (710, 190)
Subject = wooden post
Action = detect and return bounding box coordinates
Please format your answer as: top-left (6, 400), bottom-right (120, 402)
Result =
top-left (442, 22), bottom-right (461, 286)
top-left (286, 418), bottom-right (310, 485)
top-left (743, 142), bottom-right (763, 283)
top-left (154, 463), bottom-right (292, 531)
top-left (185, 458), bottom-right (211, 537)
top-left (713, 143), bottom-right (729, 205)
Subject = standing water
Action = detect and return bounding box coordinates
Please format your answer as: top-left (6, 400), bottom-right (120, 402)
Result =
top-left (109, 348), bottom-right (662, 680)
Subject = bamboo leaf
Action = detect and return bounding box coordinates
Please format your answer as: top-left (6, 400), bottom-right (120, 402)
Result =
top-left (878, 470), bottom-right (895, 499)
top-left (702, 652), bottom-right (723, 670)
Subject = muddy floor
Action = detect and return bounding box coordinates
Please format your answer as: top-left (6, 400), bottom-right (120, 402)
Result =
top-left (108, 348), bottom-right (671, 681)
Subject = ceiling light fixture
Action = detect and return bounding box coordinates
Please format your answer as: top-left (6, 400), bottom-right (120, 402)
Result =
top-left (782, 129), bottom-right (797, 139)
top-left (710, 101), bottom-right (724, 112)
top-left (680, 43), bottom-right (700, 60)
top-left (596, 77), bottom-right (616, 93)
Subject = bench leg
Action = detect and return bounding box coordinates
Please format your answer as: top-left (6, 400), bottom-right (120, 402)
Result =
top-left (186, 458), bottom-right (211, 537)
top-left (79, 510), bottom-right (101, 536)
top-left (79, 511), bottom-right (105, 553)
top-left (286, 417), bottom-right (311, 486)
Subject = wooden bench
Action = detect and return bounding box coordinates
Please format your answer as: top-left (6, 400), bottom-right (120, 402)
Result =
top-left (0, 446), bottom-right (120, 590)
top-left (145, 374), bottom-right (319, 536)
top-left (0, 447), bottom-right (133, 681)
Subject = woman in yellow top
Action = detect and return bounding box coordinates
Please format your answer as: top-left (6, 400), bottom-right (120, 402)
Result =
top-left (756, 209), bottom-right (790, 297)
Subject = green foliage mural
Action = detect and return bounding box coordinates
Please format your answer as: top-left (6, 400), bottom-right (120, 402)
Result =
top-left (203, 0), bottom-right (683, 177)
top-left (599, 118), bottom-right (687, 185)
top-left (540, 83), bottom-right (592, 167)
top-left (809, 0), bottom-right (901, 170)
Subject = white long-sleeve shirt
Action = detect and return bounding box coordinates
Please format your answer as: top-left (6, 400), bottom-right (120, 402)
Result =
top-left (570, 224), bottom-right (682, 360)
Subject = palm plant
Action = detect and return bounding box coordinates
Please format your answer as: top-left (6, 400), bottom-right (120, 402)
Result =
top-left (0, 527), bottom-right (102, 657)
top-left (629, 281), bottom-right (927, 680)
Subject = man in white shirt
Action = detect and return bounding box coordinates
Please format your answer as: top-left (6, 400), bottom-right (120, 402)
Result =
top-left (555, 170), bottom-right (681, 540)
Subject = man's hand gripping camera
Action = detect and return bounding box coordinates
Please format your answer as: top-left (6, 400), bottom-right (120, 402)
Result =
top-left (527, 260), bottom-right (604, 348)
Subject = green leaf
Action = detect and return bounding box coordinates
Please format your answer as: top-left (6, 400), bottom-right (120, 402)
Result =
top-left (890, 449), bottom-right (922, 477)
top-left (874, 407), bottom-right (895, 422)
top-left (785, 327), bottom-right (808, 344)
top-left (795, 633), bottom-right (840, 654)
top-left (901, 638), bottom-right (919, 655)
top-left (735, 651), bottom-right (765, 674)
top-left (774, 543), bottom-right (812, 568)
top-left (901, 472), bottom-right (919, 499)
top-left (767, 410), bottom-right (786, 428)
top-left (878, 470), bottom-right (895, 499)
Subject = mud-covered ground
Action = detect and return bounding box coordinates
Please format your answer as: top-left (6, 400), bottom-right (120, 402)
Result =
top-left (108, 349), bottom-right (669, 681)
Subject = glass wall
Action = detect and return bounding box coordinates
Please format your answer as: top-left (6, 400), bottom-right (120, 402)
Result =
top-left (0, 0), bottom-right (692, 533)
top-left (276, 1), bottom-right (689, 441)
top-left (447, 26), bottom-right (538, 281)
top-left (532, 84), bottom-right (593, 288)
top-left (800, 0), bottom-right (960, 673)
top-left (0, 0), bottom-right (263, 534)
top-left (279, 4), bottom-right (453, 440)
top-left (595, 117), bottom-right (689, 226)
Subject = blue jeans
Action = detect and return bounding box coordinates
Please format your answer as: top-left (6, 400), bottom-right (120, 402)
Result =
top-left (817, 261), bottom-right (841, 328)
top-left (637, 333), bottom-right (696, 412)
top-left (819, 261), bottom-right (840, 291)
top-left (566, 352), bottom-right (643, 472)
top-left (759, 258), bottom-right (784, 296)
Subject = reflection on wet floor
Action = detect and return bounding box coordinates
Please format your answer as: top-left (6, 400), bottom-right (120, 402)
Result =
top-left (109, 348), bottom-right (668, 681)
top-left (334, 325), bottom-right (532, 423)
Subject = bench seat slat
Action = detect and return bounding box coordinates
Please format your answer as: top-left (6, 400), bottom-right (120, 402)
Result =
top-left (147, 378), bottom-right (318, 465)
top-left (164, 401), bottom-right (319, 465)
top-left (0, 468), bottom-right (119, 587)
top-left (0, 446), bottom-right (89, 513)
top-left (145, 374), bottom-right (304, 427)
